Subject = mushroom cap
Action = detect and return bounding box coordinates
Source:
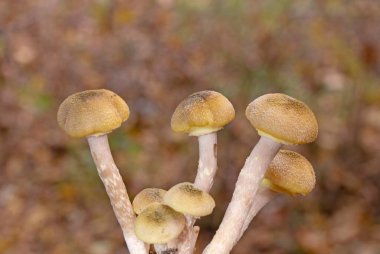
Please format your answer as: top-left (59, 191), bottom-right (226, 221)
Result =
top-left (57, 89), bottom-right (130, 138)
top-left (132, 188), bottom-right (167, 215)
top-left (164, 182), bottom-right (215, 217)
top-left (263, 150), bottom-right (316, 195)
top-left (171, 90), bottom-right (235, 136)
top-left (245, 93), bottom-right (318, 144)
top-left (134, 204), bottom-right (186, 244)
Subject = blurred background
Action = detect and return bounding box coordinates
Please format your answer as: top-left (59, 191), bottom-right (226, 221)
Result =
top-left (1, 0), bottom-right (380, 253)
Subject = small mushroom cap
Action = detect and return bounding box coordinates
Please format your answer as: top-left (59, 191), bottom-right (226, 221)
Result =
top-left (132, 188), bottom-right (167, 215)
top-left (263, 150), bottom-right (316, 195)
top-left (57, 89), bottom-right (130, 138)
top-left (164, 182), bottom-right (215, 217)
top-left (134, 204), bottom-right (186, 244)
top-left (245, 93), bottom-right (318, 144)
top-left (171, 90), bottom-right (235, 136)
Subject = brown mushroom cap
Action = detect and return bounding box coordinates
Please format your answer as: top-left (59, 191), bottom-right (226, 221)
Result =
top-left (164, 182), bottom-right (215, 217)
top-left (171, 90), bottom-right (235, 136)
top-left (57, 89), bottom-right (130, 138)
top-left (132, 188), bottom-right (167, 215)
top-left (134, 204), bottom-right (186, 244)
top-left (263, 150), bottom-right (316, 195)
top-left (245, 93), bottom-right (318, 144)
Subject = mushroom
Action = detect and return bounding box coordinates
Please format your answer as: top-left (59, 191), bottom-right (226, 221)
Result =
top-left (171, 91), bottom-right (234, 253)
top-left (171, 90), bottom-right (235, 192)
top-left (57, 89), bottom-right (147, 254)
top-left (203, 93), bottom-right (318, 254)
top-left (163, 182), bottom-right (215, 253)
top-left (134, 204), bottom-right (186, 250)
top-left (132, 188), bottom-right (167, 215)
top-left (133, 188), bottom-right (181, 254)
top-left (237, 150), bottom-right (316, 241)
top-left (164, 182), bottom-right (216, 217)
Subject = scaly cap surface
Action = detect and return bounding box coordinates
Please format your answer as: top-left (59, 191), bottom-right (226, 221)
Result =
top-left (132, 188), bottom-right (167, 215)
top-left (171, 90), bottom-right (235, 136)
top-left (245, 93), bottom-right (318, 144)
top-left (263, 150), bottom-right (316, 195)
top-left (164, 182), bottom-right (215, 217)
top-left (134, 204), bottom-right (186, 244)
top-left (57, 89), bottom-right (130, 138)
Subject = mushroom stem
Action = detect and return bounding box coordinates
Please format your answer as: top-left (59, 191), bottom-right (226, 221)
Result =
top-left (154, 244), bottom-right (168, 253)
top-left (87, 135), bottom-right (147, 254)
top-left (172, 222), bottom-right (199, 254)
top-left (237, 186), bottom-right (275, 241)
top-left (186, 224), bottom-right (200, 254)
top-left (154, 243), bottom-right (179, 254)
top-left (202, 136), bottom-right (281, 254)
top-left (194, 132), bottom-right (218, 192)
top-left (176, 216), bottom-right (199, 254)
top-left (177, 132), bottom-right (217, 253)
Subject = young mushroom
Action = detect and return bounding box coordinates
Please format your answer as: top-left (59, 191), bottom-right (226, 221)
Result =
top-left (238, 150), bottom-right (316, 241)
top-left (164, 182), bottom-right (216, 217)
top-left (133, 188), bottom-right (172, 254)
top-left (163, 182), bottom-right (215, 253)
top-left (171, 91), bottom-right (234, 253)
top-left (57, 89), bottom-right (147, 254)
top-left (132, 188), bottom-right (167, 215)
top-left (135, 204), bottom-right (186, 247)
top-left (203, 93), bottom-right (318, 254)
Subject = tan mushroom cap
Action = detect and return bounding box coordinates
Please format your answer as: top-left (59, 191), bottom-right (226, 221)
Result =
top-left (134, 204), bottom-right (186, 244)
top-left (57, 89), bottom-right (130, 138)
top-left (171, 90), bottom-right (235, 136)
top-left (262, 150), bottom-right (316, 195)
top-left (164, 182), bottom-right (215, 217)
top-left (245, 93), bottom-right (318, 144)
top-left (132, 188), bottom-right (167, 215)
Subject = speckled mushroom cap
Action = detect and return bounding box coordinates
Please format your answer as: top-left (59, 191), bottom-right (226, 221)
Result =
top-left (245, 93), bottom-right (318, 144)
top-left (262, 150), bottom-right (316, 195)
top-left (57, 89), bottom-right (130, 138)
top-left (132, 188), bottom-right (167, 215)
top-left (164, 182), bottom-right (215, 217)
top-left (171, 90), bottom-right (235, 136)
top-left (134, 204), bottom-right (186, 244)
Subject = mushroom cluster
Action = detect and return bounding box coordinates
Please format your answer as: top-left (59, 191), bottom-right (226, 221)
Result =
top-left (57, 89), bottom-right (318, 254)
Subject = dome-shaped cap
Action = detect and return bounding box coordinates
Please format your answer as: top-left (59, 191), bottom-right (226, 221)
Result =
top-left (245, 93), bottom-right (318, 144)
top-left (134, 204), bottom-right (186, 244)
top-left (171, 90), bottom-right (235, 136)
top-left (164, 182), bottom-right (215, 217)
top-left (132, 188), bottom-right (167, 215)
top-left (263, 150), bottom-right (316, 195)
top-left (57, 89), bottom-right (130, 138)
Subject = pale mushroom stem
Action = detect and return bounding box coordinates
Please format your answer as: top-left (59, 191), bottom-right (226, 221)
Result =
top-left (187, 225), bottom-right (200, 254)
top-left (177, 132), bottom-right (217, 254)
top-left (154, 244), bottom-right (168, 253)
top-left (154, 243), bottom-right (179, 254)
top-left (194, 132), bottom-right (218, 192)
top-left (87, 135), bottom-right (148, 254)
top-left (237, 186), bottom-right (275, 241)
top-left (202, 136), bottom-right (281, 254)
top-left (176, 216), bottom-right (200, 254)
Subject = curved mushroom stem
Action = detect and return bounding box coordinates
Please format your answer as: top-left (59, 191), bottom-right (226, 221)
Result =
top-left (194, 132), bottom-right (218, 192)
top-left (177, 132), bottom-right (217, 253)
top-left (237, 186), bottom-right (275, 241)
top-left (87, 135), bottom-right (148, 254)
top-left (202, 136), bottom-right (281, 254)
